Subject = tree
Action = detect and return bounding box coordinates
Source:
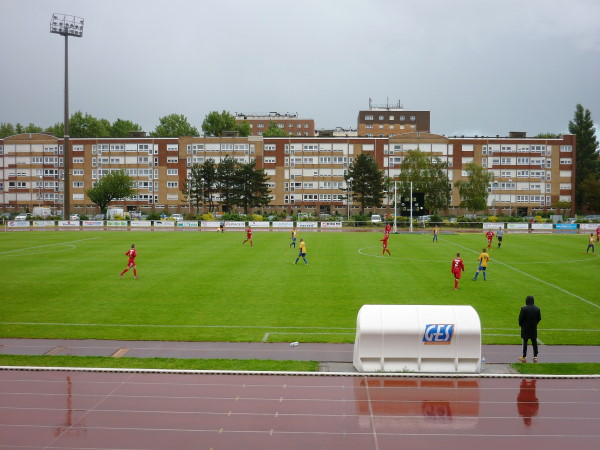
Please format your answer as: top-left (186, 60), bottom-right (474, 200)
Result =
top-left (0, 123), bottom-right (16, 138)
top-left (235, 161), bottom-right (272, 214)
top-left (569, 104), bottom-right (599, 211)
top-left (0, 122), bottom-right (43, 137)
top-left (183, 164), bottom-right (204, 214)
top-left (397, 150), bottom-right (451, 214)
top-left (579, 175), bottom-right (600, 213)
top-left (85, 170), bottom-right (136, 214)
top-left (111, 118), bottom-right (142, 137)
top-left (455, 162), bottom-right (494, 213)
top-left (236, 121), bottom-right (251, 137)
top-left (69, 111), bottom-right (111, 138)
top-left (45, 122), bottom-right (64, 137)
top-left (151, 113), bottom-right (199, 137)
top-left (262, 120), bottom-right (288, 137)
top-left (201, 110), bottom-right (239, 137)
top-left (185, 160), bottom-right (219, 213)
top-left (216, 157), bottom-right (238, 212)
top-left (345, 153), bottom-right (385, 214)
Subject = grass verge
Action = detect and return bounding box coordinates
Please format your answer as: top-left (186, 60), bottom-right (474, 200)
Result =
top-left (0, 355), bottom-right (319, 372)
top-left (512, 363), bottom-right (600, 375)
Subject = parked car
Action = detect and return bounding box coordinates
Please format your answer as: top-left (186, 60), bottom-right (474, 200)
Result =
top-left (371, 214), bottom-right (382, 223)
top-left (15, 213), bottom-right (31, 221)
top-left (70, 214), bottom-right (80, 221)
top-left (170, 214), bottom-right (184, 221)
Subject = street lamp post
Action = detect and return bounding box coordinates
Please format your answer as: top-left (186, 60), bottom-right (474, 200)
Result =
top-left (50, 13), bottom-right (84, 220)
top-left (508, 179), bottom-right (513, 216)
top-left (200, 178), bottom-right (205, 214)
top-left (38, 176), bottom-right (43, 207)
top-left (409, 181), bottom-right (414, 233)
top-left (347, 177), bottom-right (353, 221)
top-left (187, 176), bottom-right (192, 214)
top-left (393, 181), bottom-right (398, 234)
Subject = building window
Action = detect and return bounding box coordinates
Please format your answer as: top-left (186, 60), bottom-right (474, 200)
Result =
top-left (410, 115), bottom-right (416, 121)
top-left (167, 169), bottom-right (178, 176)
top-left (365, 115), bottom-right (373, 120)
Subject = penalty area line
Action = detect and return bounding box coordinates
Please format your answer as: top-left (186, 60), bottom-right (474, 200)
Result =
top-left (0, 237), bottom-right (101, 255)
top-left (441, 238), bottom-right (600, 310)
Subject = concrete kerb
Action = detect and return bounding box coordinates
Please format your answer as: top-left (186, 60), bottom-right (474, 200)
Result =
top-left (1, 365), bottom-right (598, 379)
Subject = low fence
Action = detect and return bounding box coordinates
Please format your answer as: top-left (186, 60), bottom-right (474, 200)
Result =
top-left (2, 219), bottom-right (598, 233)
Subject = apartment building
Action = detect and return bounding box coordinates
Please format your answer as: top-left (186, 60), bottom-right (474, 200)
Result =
top-left (0, 132), bottom-right (575, 217)
top-left (235, 112), bottom-right (315, 136)
top-left (357, 100), bottom-right (430, 137)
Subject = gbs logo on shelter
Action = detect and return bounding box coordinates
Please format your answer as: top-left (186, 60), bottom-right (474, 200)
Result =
top-left (422, 324), bottom-right (454, 344)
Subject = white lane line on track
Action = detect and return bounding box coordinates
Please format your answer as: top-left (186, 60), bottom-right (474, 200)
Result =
top-left (441, 238), bottom-right (600, 310)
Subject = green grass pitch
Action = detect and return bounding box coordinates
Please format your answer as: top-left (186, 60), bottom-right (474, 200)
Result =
top-left (0, 229), bottom-right (598, 345)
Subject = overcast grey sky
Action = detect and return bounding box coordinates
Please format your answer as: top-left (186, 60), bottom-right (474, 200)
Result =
top-left (1, 0), bottom-right (599, 137)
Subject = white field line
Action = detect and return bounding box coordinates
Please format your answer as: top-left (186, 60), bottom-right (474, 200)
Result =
top-left (0, 237), bottom-right (100, 255)
top-left (441, 238), bottom-right (600, 310)
top-left (0, 322), bottom-right (354, 330)
top-left (262, 332), bottom-right (355, 342)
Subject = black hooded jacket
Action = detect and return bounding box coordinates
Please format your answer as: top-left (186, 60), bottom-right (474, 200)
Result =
top-left (519, 296), bottom-right (541, 339)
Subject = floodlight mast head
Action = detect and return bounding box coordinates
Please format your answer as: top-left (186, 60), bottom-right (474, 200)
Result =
top-left (50, 14), bottom-right (84, 37)
top-left (50, 13), bottom-right (84, 220)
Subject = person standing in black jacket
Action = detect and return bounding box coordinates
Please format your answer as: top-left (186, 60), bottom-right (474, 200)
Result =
top-left (519, 296), bottom-right (542, 362)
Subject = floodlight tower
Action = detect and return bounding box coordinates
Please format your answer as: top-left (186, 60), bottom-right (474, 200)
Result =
top-left (50, 13), bottom-right (84, 219)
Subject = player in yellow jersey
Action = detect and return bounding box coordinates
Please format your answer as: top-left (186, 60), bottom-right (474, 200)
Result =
top-left (290, 227), bottom-right (297, 248)
top-left (294, 238), bottom-right (308, 265)
top-left (586, 233), bottom-right (595, 253)
top-left (472, 248), bottom-right (490, 281)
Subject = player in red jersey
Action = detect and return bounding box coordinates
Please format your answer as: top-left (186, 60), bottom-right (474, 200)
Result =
top-left (120, 244), bottom-right (139, 279)
top-left (596, 226), bottom-right (600, 242)
top-left (384, 223), bottom-right (392, 237)
top-left (451, 252), bottom-right (465, 290)
top-left (380, 234), bottom-right (391, 256)
top-left (485, 230), bottom-right (495, 249)
top-left (243, 226), bottom-right (253, 246)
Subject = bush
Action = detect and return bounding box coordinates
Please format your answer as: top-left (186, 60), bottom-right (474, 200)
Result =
top-left (146, 211), bottom-right (161, 220)
top-left (222, 212), bottom-right (244, 221)
top-left (200, 213), bottom-right (216, 221)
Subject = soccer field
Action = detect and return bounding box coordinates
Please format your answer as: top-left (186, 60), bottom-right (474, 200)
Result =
top-left (0, 229), bottom-right (598, 345)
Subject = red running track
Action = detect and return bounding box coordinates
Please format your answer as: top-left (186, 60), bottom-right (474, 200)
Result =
top-left (0, 369), bottom-right (598, 450)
